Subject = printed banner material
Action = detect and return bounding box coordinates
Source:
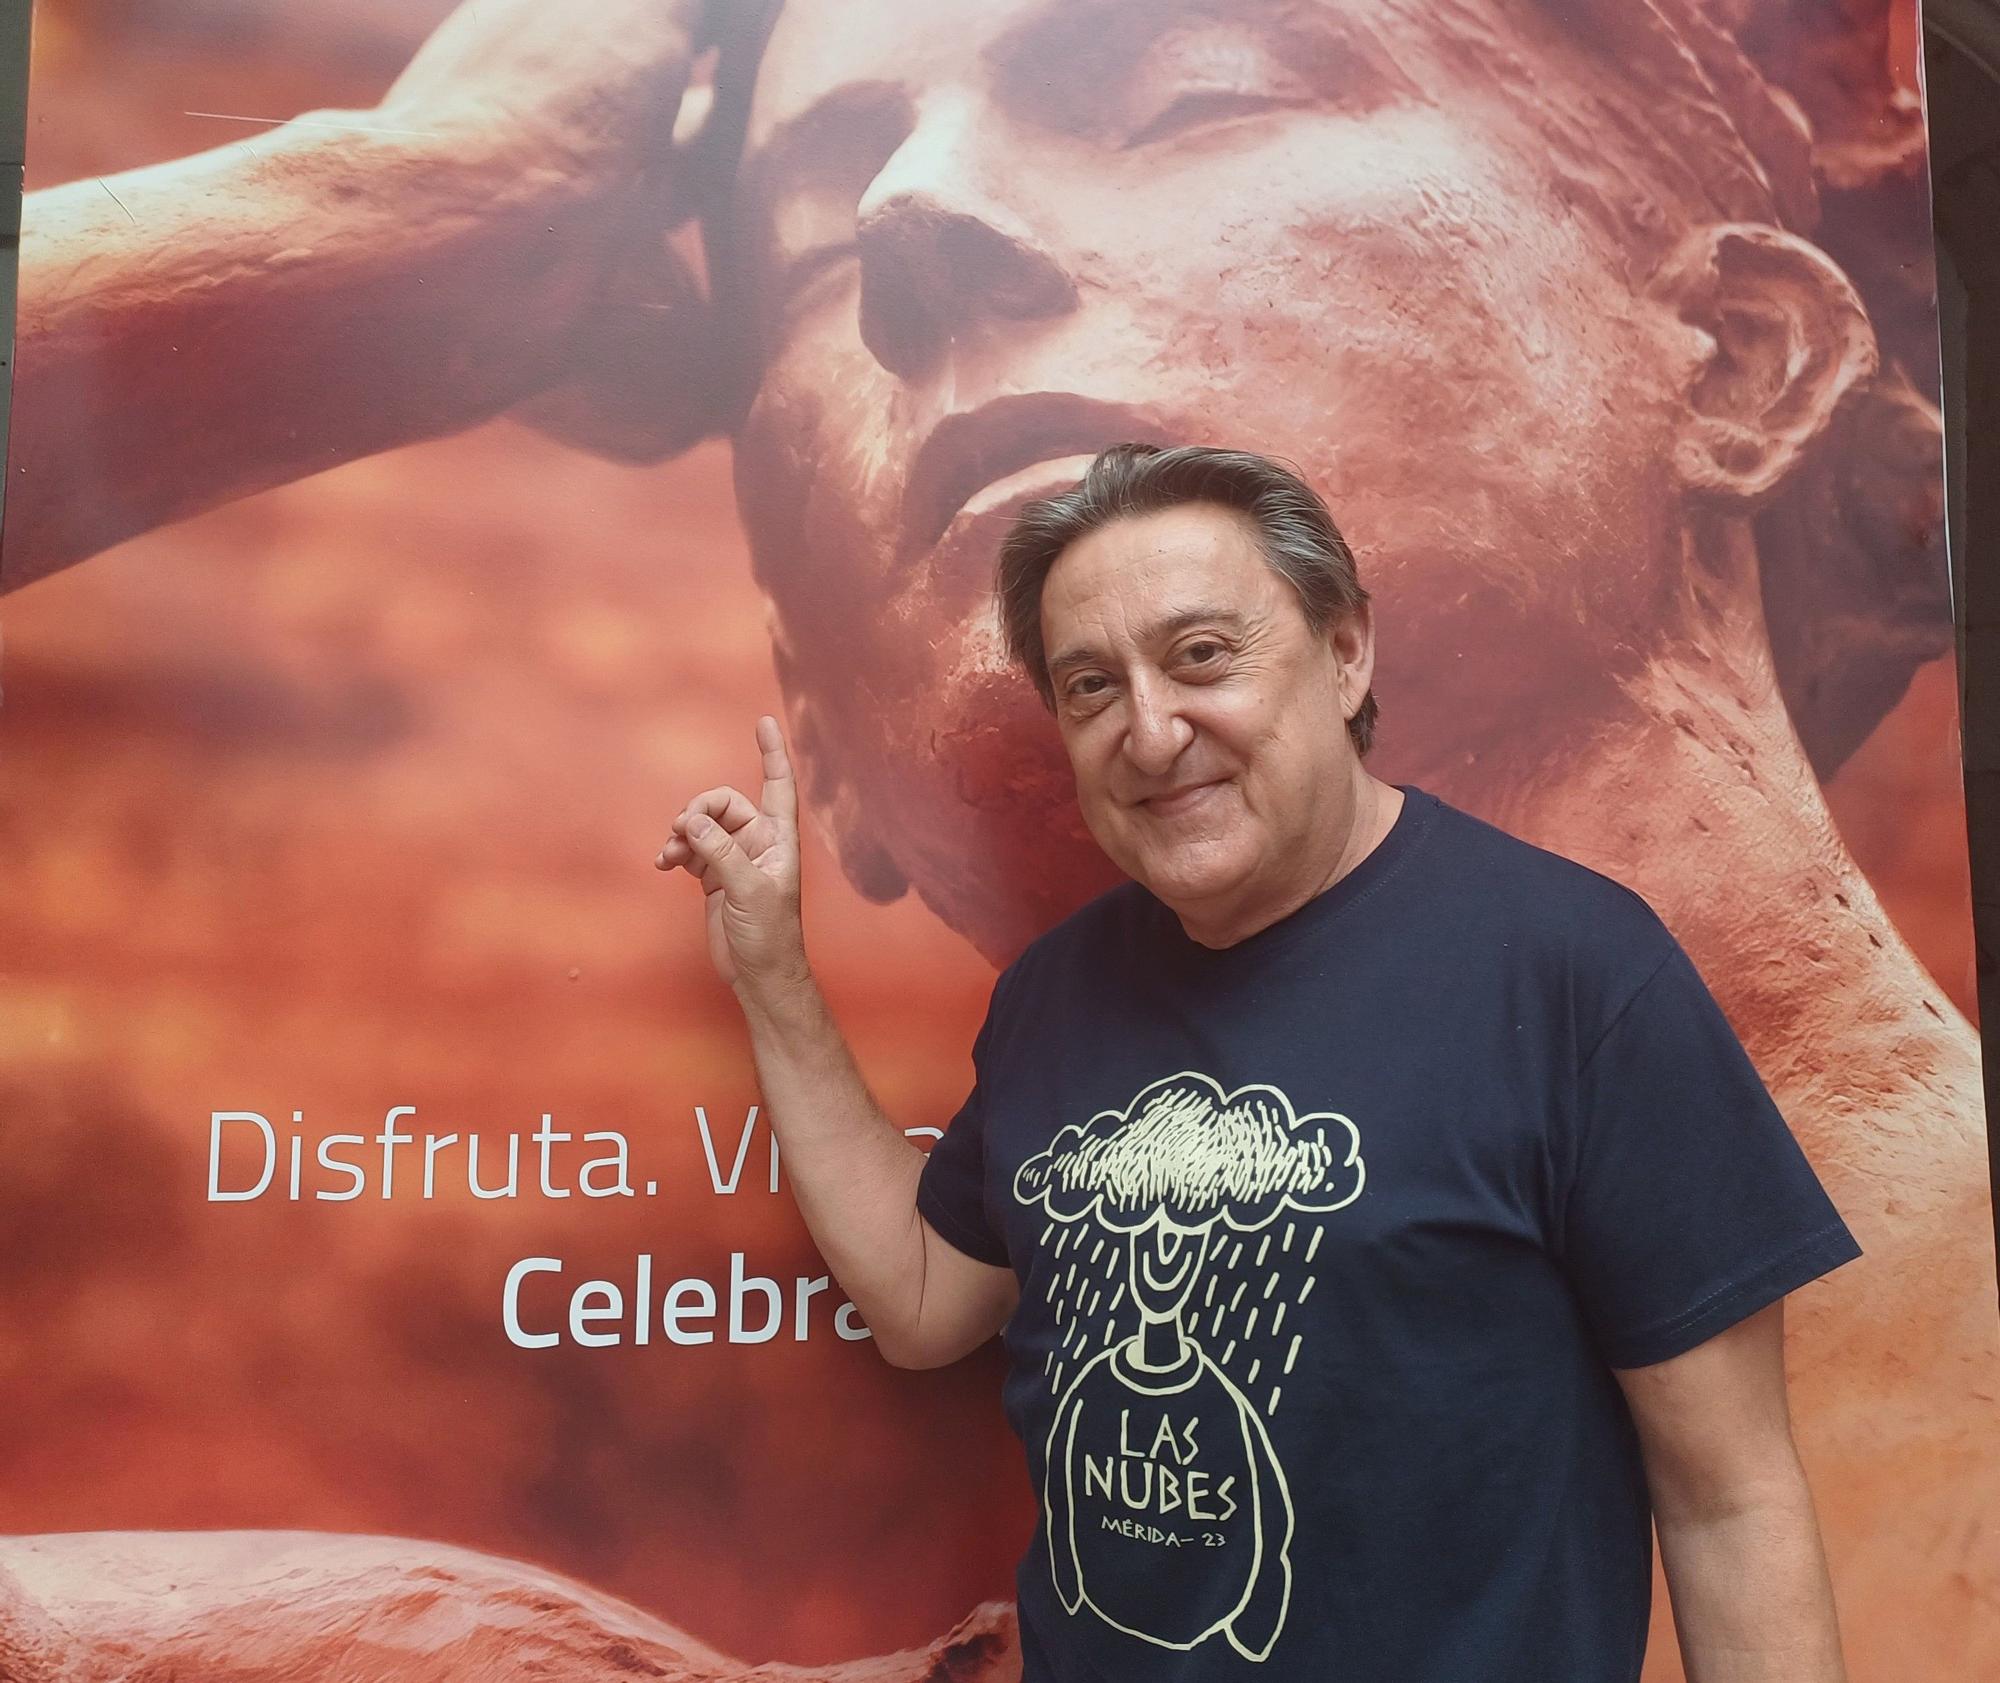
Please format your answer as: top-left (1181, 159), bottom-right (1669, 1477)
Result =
top-left (2, 1), bottom-right (1992, 1677)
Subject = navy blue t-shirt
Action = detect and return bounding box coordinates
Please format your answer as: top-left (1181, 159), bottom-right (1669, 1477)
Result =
top-left (917, 788), bottom-right (1858, 1682)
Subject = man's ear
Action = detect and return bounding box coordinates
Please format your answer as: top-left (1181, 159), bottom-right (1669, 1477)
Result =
top-left (1650, 224), bottom-right (1877, 506)
top-left (1327, 599), bottom-right (1377, 726)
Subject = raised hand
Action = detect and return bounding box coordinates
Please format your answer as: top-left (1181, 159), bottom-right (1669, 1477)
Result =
top-left (656, 717), bottom-right (807, 993)
top-left (378, 0), bottom-right (708, 193)
top-left (377, 0), bottom-right (724, 463)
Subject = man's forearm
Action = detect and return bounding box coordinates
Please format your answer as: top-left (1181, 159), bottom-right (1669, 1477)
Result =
top-left (1657, 1478), bottom-right (1846, 1683)
top-left (734, 974), bottom-right (935, 1359)
top-left (10, 120), bottom-right (604, 588)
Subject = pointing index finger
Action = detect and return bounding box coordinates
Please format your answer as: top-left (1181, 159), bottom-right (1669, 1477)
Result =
top-left (757, 714), bottom-right (798, 825)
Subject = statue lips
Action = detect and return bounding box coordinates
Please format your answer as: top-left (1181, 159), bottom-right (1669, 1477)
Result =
top-left (894, 391), bottom-right (1173, 574)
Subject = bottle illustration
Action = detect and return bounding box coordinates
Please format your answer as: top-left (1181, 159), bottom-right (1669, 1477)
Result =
top-left (1015, 1072), bottom-right (1365, 1661)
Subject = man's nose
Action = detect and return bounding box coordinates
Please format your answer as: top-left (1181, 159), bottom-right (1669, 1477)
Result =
top-left (854, 103), bottom-right (1077, 381)
top-left (1123, 683), bottom-right (1194, 778)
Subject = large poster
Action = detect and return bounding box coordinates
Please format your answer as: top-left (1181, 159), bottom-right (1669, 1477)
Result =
top-left (1, 1), bottom-right (1992, 1678)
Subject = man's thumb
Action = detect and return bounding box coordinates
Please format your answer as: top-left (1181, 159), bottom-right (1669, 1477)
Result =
top-left (683, 815), bottom-right (761, 898)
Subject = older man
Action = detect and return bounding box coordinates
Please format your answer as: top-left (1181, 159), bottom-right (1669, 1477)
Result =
top-left (659, 443), bottom-right (1854, 1681)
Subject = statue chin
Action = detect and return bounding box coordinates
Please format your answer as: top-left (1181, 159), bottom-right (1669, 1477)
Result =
top-left (0, 1532), bottom-right (1023, 1683)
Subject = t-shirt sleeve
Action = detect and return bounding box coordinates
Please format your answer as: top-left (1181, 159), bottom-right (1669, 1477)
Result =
top-left (1559, 940), bottom-right (1861, 1368)
top-left (915, 983), bottom-right (1013, 1269)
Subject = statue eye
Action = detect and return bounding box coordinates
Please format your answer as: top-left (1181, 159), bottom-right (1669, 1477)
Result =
top-left (1124, 88), bottom-right (1295, 148)
top-left (1118, 29), bottom-right (1313, 148)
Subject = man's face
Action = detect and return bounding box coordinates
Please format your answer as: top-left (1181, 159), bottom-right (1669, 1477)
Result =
top-left (1039, 504), bottom-right (1359, 925)
top-left (729, 0), bottom-right (1692, 962)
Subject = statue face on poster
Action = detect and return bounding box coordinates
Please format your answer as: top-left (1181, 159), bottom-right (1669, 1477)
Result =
top-left (722, 0), bottom-right (1878, 961)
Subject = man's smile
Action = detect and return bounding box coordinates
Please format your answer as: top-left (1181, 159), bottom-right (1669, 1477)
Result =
top-left (1139, 779), bottom-right (1229, 817)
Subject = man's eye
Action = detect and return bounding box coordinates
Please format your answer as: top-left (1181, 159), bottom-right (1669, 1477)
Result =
top-left (1181, 641), bottom-right (1226, 667)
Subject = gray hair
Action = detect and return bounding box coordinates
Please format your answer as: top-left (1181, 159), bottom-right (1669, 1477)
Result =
top-left (996, 444), bottom-right (1378, 754)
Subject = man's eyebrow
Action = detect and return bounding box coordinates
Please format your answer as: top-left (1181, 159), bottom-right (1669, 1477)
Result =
top-left (1046, 608), bottom-right (1252, 677)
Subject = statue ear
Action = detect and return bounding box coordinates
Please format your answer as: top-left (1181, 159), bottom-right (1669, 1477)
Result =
top-left (778, 687), bottom-right (909, 905)
top-left (1652, 224), bottom-right (1877, 506)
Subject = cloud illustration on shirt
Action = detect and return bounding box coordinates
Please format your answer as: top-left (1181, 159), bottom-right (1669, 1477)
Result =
top-left (1014, 1072), bottom-right (1364, 1233)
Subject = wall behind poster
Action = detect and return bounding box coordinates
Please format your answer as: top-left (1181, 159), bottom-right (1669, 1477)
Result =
top-left (0, 0), bottom-right (1993, 1679)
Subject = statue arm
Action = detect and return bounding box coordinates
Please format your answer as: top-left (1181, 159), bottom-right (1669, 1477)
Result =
top-left (5, 0), bottom-right (721, 593)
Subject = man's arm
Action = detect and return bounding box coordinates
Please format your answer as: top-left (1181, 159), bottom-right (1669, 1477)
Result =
top-left (659, 718), bottom-right (1019, 1370)
top-left (1615, 1302), bottom-right (1847, 1683)
top-left (732, 978), bottom-right (1020, 1368)
top-left (7, 0), bottom-right (716, 591)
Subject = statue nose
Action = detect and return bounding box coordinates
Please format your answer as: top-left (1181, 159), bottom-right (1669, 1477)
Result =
top-left (856, 190), bottom-right (1078, 380)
